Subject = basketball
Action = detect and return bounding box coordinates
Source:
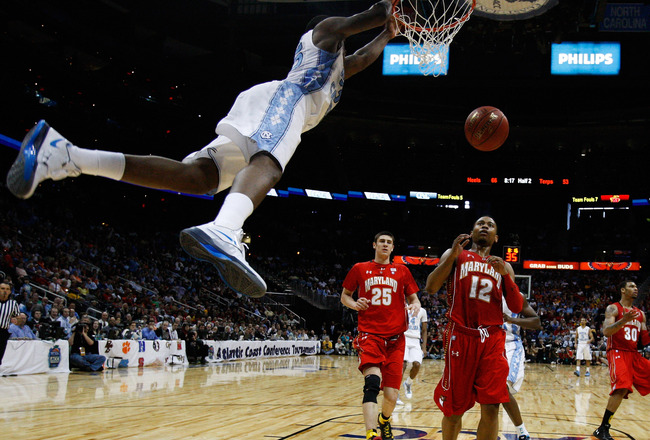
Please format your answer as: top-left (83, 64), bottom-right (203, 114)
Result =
top-left (464, 106), bottom-right (509, 151)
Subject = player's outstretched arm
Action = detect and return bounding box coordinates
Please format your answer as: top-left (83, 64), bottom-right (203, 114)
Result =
top-left (343, 17), bottom-right (397, 78)
top-left (312, 0), bottom-right (392, 53)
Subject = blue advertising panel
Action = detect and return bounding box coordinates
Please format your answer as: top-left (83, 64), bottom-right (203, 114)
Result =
top-left (551, 42), bottom-right (620, 75)
top-left (382, 43), bottom-right (448, 76)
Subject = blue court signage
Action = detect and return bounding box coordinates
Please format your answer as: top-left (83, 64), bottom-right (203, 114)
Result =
top-left (382, 43), bottom-right (448, 76)
top-left (600, 3), bottom-right (650, 32)
top-left (551, 42), bottom-right (621, 76)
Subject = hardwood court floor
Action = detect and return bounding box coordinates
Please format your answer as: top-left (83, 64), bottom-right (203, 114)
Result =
top-left (1, 355), bottom-right (648, 440)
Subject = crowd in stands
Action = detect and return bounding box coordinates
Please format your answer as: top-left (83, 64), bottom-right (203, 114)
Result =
top-left (1, 191), bottom-right (649, 369)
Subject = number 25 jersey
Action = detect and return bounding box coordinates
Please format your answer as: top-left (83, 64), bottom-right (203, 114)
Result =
top-left (343, 261), bottom-right (420, 338)
top-left (446, 250), bottom-right (505, 329)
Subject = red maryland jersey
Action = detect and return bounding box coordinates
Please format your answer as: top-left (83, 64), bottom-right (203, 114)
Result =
top-left (446, 250), bottom-right (505, 329)
top-left (343, 260), bottom-right (420, 338)
top-left (607, 302), bottom-right (645, 352)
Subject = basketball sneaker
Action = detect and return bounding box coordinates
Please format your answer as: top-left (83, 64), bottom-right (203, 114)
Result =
top-left (6, 120), bottom-right (81, 199)
top-left (179, 223), bottom-right (266, 298)
top-left (518, 436), bottom-right (531, 440)
top-left (593, 424), bottom-right (614, 440)
top-left (404, 381), bottom-right (413, 399)
top-left (377, 414), bottom-right (394, 440)
top-left (585, 371), bottom-right (591, 377)
top-left (366, 429), bottom-right (381, 440)
top-left (574, 370), bottom-right (580, 377)
top-left (395, 397), bottom-right (404, 405)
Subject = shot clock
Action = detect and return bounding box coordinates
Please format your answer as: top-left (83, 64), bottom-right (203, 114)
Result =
top-left (504, 246), bottom-right (521, 264)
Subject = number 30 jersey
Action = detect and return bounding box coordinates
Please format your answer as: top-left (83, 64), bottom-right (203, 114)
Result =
top-left (607, 302), bottom-right (645, 352)
top-left (446, 250), bottom-right (505, 329)
top-left (343, 261), bottom-right (420, 338)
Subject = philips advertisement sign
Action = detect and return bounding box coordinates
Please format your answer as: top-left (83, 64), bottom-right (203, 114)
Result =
top-left (551, 42), bottom-right (621, 75)
top-left (382, 44), bottom-right (448, 76)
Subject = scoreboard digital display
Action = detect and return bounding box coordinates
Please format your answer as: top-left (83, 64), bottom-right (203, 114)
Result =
top-left (466, 176), bottom-right (570, 186)
top-left (503, 246), bottom-right (521, 264)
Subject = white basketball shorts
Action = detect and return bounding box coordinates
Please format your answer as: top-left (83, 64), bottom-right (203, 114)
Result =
top-left (404, 336), bottom-right (424, 364)
top-left (576, 344), bottom-right (592, 360)
top-left (505, 339), bottom-right (525, 394)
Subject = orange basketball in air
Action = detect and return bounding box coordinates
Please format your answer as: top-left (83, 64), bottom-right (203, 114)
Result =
top-left (464, 106), bottom-right (509, 152)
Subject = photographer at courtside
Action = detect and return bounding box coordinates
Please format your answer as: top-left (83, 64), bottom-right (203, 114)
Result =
top-left (69, 314), bottom-right (106, 372)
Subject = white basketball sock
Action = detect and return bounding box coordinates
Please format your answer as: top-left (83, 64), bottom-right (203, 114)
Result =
top-left (405, 377), bottom-right (413, 385)
top-left (516, 424), bottom-right (529, 437)
top-left (576, 366), bottom-right (580, 372)
top-left (214, 193), bottom-right (254, 231)
top-left (68, 146), bottom-right (125, 180)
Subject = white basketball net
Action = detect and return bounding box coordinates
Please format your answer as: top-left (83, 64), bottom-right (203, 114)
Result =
top-left (392, 0), bottom-right (475, 76)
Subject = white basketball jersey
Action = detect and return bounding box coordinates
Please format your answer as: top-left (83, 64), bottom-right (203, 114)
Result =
top-left (577, 325), bottom-right (591, 345)
top-left (502, 301), bottom-right (521, 344)
top-left (405, 308), bottom-right (428, 339)
top-left (285, 30), bottom-right (345, 132)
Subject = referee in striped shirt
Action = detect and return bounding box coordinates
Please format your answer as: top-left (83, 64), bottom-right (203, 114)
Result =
top-left (0, 281), bottom-right (20, 366)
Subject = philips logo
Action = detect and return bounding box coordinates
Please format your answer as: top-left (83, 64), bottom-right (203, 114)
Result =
top-left (383, 43), bottom-right (448, 76)
top-left (558, 53), bottom-right (613, 65)
top-left (551, 42), bottom-right (620, 75)
top-left (389, 53), bottom-right (442, 66)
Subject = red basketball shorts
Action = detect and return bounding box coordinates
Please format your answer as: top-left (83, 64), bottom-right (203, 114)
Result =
top-left (607, 349), bottom-right (650, 397)
top-left (434, 323), bottom-right (509, 416)
top-left (354, 332), bottom-right (405, 389)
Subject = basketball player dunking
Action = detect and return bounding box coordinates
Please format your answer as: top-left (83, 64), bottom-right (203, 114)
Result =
top-left (7, 1), bottom-right (398, 299)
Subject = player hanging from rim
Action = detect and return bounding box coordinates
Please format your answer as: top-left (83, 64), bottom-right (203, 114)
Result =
top-left (574, 317), bottom-right (594, 377)
top-left (341, 231), bottom-right (421, 440)
top-left (6, 1), bottom-right (399, 299)
top-left (502, 296), bottom-right (541, 440)
top-left (592, 280), bottom-right (650, 440)
top-left (425, 216), bottom-right (524, 440)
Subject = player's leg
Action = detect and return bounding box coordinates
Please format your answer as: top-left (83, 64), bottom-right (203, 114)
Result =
top-left (362, 366), bottom-right (383, 439)
top-left (396, 360), bottom-right (408, 404)
top-left (476, 403), bottom-right (499, 440)
top-left (178, 152), bottom-right (281, 298)
top-left (123, 155), bottom-right (218, 194)
top-left (584, 346), bottom-right (592, 376)
top-left (594, 351), bottom-right (635, 440)
top-left (502, 391), bottom-right (531, 440)
top-left (441, 415), bottom-right (463, 440)
top-left (474, 331), bottom-right (509, 440)
top-left (376, 336), bottom-right (407, 439)
top-left (503, 340), bottom-right (530, 439)
top-left (593, 389), bottom-right (626, 440)
top-left (6, 120), bottom-right (221, 199)
top-left (404, 360), bottom-right (420, 399)
top-left (575, 347), bottom-right (582, 376)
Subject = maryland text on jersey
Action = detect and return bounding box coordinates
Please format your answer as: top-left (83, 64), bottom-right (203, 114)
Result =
top-left (458, 260), bottom-right (503, 287)
top-left (364, 275), bottom-right (398, 291)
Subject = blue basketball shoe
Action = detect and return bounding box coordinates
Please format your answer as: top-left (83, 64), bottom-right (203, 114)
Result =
top-left (6, 120), bottom-right (81, 199)
top-left (179, 223), bottom-right (266, 298)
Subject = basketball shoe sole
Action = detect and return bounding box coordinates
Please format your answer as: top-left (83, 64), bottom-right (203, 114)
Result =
top-left (6, 120), bottom-right (80, 199)
top-left (179, 226), bottom-right (267, 298)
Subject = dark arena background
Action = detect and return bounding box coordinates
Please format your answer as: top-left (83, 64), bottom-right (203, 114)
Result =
top-left (0, 1), bottom-right (649, 439)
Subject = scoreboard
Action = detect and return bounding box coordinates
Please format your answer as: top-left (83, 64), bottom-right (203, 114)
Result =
top-left (466, 176), bottom-right (571, 186)
top-left (503, 246), bottom-right (521, 264)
